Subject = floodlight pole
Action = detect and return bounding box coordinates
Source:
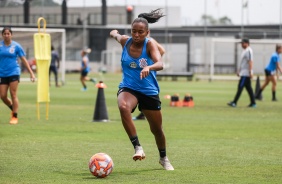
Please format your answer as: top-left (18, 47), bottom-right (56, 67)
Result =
top-left (279, 0), bottom-right (282, 39)
top-left (82, 0), bottom-right (87, 48)
top-left (204, 0), bottom-right (208, 73)
top-left (241, 0), bottom-right (244, 38)
top-left (164, 0), bottom-right (168, 71)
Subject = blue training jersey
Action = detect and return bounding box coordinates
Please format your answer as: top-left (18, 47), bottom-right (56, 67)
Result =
top-left (119, 37), bottom-right (160, 95)
top-left (81, 55), bottom-right (90, 72)
top-left (50, 50), bottom-right (59, 67)
top-left (0, 40), bottom-right (25, 77)
top-left (265, 52), bottom-right (280, 72)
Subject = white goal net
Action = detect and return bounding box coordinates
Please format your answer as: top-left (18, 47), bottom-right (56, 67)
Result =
top-left (1, 27), bottom-right (66, 85)
top-left (210, 38), bottom-right (282, 81)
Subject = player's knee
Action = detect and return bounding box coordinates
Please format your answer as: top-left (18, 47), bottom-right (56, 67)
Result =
top-left (118, 102), bottom-right (131, 113)
top-left (0, 93), bottom-right (7, 101)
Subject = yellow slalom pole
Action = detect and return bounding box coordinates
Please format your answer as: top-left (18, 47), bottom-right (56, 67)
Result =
top-left (34, 17), bottom-right (51, 120)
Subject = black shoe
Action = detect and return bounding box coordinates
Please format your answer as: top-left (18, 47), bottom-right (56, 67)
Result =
top-left (227, 102), bottom-right (236, 107)
top-left (255, 95), bottom-right (262, 101)
top-left (133, 113), bottom-right (146, 120)
top-left (272, 98), bottom-right (278, 102)
top-left (247, 104), bottom-right (256, 108)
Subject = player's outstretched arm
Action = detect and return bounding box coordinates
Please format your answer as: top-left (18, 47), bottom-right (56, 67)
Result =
top-left (110, 30), bottom-right (129, 47)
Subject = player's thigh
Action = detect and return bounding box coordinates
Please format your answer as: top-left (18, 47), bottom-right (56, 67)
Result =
top-left (0, 84), bottom-right (9, 98)
top-left (117, 91), bottom-right (138, 111)
top-left (9, 80), bottom-right (19, 97)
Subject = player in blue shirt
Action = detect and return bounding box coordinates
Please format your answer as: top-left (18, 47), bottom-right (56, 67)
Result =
top-left (255, 44), bottom-right (282, 101)
top-left (0, 27), bottom-right (35, 124)
top-left (133, 35), bottom-right (166, 120)
top-left (110, 8), bottom-right (174, 170)
top-left (49, 45), bottom-right (60, 87)
top-left (80, 48), bottom-right (96, 91)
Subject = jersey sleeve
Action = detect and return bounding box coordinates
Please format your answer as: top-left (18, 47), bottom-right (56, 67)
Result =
top-left (16, 43), bottom-right (26, 57)
top-left (248, 49), bottom-right (253, 61)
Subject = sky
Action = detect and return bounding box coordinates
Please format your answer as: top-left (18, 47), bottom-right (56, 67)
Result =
top-left (54, 0), bottom-right (282, 25)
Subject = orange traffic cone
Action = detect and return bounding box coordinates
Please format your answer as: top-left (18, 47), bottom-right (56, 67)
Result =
top-left (93, 81), bottom-right (109, 122)
top-left (170, 93), bottom-right (182, 107)
top-left (183, 93), bottom-right (194, 107)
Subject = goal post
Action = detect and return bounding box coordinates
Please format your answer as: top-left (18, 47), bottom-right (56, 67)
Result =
top-left (210, 38), bottom-right (282, 81)
top-left (0, 27), bottom-right (66, 85)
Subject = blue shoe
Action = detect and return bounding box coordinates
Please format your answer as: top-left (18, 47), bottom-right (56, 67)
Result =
top-left (81, 88), bottom-right (87, 91)
top-left (248, 104), bottom-right (256, 108)
top-left (227, 102), bottom-right (236, 107)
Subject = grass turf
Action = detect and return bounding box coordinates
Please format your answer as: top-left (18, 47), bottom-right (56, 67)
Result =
top-left (0, 73), bottom-right (282, 184)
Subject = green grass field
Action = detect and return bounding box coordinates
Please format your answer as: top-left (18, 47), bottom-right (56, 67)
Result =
top-left (1, 73), bottom-right (282, 184)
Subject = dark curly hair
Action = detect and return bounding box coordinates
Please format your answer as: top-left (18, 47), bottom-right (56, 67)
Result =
top-left (132, 8), bottom-right (165, 29)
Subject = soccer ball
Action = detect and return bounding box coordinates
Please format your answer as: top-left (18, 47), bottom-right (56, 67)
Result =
top-left (88, 153), bottom-right (114, 178)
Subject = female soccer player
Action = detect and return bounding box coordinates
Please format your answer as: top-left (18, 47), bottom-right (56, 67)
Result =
top-left (80, 48), bottom-right (96, 91)
top-left (110, 9), bottom-right (174, 170)
top-left (0, 27), bottom-right (35, 124)
top-left (255, 44), bottom-right (282, 101)
top-left (133, 35), bottom-right (165, 121)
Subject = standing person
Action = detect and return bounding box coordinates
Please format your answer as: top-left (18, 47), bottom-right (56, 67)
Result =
top-left (255, 44), bottom-right (282, 101)
top-left (80, 48), bottom-right (96, 91)
top-left (0, 27), bottom-right (35, 124)
top-left (227, 38), bottom-right (256, 108)
top-left (49, 45), bottom-right (60, 87)
top-left (110, 8), bottom-right (174, 170)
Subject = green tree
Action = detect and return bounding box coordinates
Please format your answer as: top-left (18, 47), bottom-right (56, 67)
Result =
top-left (219, 16), bottom-right (232, 25)
top-left (200, 14), bottom-right (233, 25)
top-left (30, 0), bottom-right (59, 6)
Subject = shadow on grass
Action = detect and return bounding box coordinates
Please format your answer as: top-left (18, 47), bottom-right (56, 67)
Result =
top-left (82, 168), bottom-right (163, 180)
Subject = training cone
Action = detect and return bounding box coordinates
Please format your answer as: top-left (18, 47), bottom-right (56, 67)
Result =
top-left (93, 81), bottom-right (109, 122)
top-left (170, 93), bottom-right (182, 107)
top-left (182, 93), bottom-right (194, 107)
top-left (255, 76), bottom-right (263, 100)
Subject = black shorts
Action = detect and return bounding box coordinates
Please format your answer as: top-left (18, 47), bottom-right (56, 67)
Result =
top-left (81, 70), bottom-right (88, 77)
top-left (0, 75), bottom-right (20, 85)
top-left (117, 87), bottom-right (161, 112)
top-left (264, 69), bottom-right (274, 76)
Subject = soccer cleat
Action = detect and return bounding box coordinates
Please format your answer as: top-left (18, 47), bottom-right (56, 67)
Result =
top-left (81, 87), bottom-right (87, 91)
top-left (9, 117), bottom-right (18, 125)
top-left (255, 95), bottom-right (262, 101)
top-left (133, 146), bottom-right (146, 161)
top-left (159, 156), bottom-right (174, 170)
top-left (227, 102), bottom-right (236, 107)
top-left (247, 104), bottom-right (256, 108)
top-left (272, 98), bottom-right (278, 102)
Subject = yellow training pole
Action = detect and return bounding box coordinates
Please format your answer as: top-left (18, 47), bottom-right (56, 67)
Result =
top-left (34, 17), bottom-right (51, 120)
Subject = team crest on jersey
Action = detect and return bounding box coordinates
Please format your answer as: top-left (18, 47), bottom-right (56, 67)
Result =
top-left (9, 46), bottom-right (15, 54)
top-left (139, 58), bottom-right (148, 68)
top-left (129, 62), bottom-right (137, 68)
